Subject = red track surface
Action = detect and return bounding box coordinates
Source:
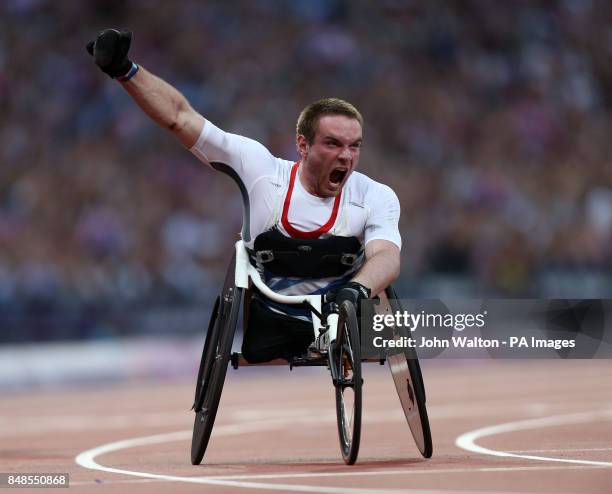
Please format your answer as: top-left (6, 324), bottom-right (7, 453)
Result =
top-left (1, 360), bottom-right (611, 493)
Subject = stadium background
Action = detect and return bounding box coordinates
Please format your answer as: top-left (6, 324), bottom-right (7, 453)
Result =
top-left (2, 5), bottom-right (612, 492)
top-left (1, 0), bottom-right (612, 348)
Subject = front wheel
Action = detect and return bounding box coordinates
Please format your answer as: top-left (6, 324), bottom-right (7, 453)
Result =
top-left (333, 300), bottom-right (362, 465)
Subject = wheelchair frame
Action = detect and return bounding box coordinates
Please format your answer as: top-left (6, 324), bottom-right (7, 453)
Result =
top-left (235, 240), bottom-right (332, 339)
top-left (190, 240), bottom-right (433, 466)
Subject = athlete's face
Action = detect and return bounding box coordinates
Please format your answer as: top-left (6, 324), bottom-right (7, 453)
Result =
top-left (297, 115), bottom-right (362, 198)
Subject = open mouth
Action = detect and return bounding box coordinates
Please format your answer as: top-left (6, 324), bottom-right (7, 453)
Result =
top-left (329, 168), bottom-right (348, 186)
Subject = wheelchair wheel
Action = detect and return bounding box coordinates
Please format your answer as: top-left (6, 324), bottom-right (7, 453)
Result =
top-left (333, 300), bottom-right (362, 465)
top-left (384, 286), bottom-right (433, 458)
top-left (192, 296), bottom-right (220, 413)
top-left (191, 253), bottom-right (243, 465)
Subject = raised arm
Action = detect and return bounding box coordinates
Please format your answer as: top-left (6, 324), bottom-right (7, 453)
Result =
top-left (121, 67), bottom-right (205, 148)
top-left (86, 29), bottom-right (204, 148)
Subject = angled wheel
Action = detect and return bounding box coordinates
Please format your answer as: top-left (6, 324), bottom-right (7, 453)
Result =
top-left (333, 300), bottom-right (362, 465)
top-left (384, 286), bottom-right (432, 458)
top-left (192, 296), bottom-right (220, 414)
top-left (191, 253), bottom-right (243, 465)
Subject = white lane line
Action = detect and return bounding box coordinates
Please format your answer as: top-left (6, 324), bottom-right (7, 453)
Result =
top-left (507, 447), bottom-right (612, 454)
top-left (75, 406), bottom-right (612, 493)
top-left (75, 416), bottom-right (293, 471)
top-left (73, 405), bottom-right (413, 472)
top-left (456, 409), bottom-right (612, 467)
top-left (75, 415), bottom-right (431, 493)
top-left (74, 411), bottom-right (564, 494)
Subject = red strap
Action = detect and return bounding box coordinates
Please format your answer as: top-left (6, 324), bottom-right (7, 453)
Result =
top-left (281, 161), bottom-right (342, 239)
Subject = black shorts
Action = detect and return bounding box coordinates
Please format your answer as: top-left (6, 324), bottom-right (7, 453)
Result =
top-left (241, 294), bottom-right (314, 364)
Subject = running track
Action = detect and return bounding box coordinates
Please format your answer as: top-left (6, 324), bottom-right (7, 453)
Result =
top-left (1, 360), bottom-right (611, 493)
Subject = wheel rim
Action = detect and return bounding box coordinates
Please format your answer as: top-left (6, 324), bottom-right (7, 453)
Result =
top-left (338, 339), bottom-right (356, 448)
top-left (334, 301), bottom-right (362, 464)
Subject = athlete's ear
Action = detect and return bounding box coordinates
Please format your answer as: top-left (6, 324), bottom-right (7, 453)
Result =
top-left (296, 134), bottom-right (309, 160)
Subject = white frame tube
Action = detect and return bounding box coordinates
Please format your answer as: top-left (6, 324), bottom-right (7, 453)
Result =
top-left (235, 241), bottom-right (327, 337)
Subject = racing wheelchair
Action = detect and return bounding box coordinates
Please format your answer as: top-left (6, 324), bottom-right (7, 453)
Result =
top-left (190, 240), bottom-right (432, 465)
top-left (190, 162), bottom-right (432, 465)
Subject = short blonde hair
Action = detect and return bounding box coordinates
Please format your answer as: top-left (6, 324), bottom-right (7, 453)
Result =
top-left (296, 98), bottom-right (363, 144)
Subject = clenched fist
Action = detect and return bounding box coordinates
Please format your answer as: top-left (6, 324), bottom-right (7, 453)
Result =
top-left (86, 29), bottom-right (135, 79)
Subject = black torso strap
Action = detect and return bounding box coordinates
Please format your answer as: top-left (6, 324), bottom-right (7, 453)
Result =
top-left (249, 227), bottom-right (363, 278)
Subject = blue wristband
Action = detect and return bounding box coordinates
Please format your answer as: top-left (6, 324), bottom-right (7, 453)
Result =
top-left (117, 62), bottom-right (139, 82)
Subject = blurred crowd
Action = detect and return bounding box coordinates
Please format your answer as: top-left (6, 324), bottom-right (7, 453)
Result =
top-left (2, 0), bottom-right (612, 340)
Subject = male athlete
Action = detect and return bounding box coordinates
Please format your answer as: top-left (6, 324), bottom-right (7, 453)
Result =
top-left (87, 29), bottom-right (401, 363)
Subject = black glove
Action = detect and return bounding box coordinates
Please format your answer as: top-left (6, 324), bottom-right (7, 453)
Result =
top-left (86, 29), bottom-right (134, 78)
top-left (334, 281), bottom-right (371, 314)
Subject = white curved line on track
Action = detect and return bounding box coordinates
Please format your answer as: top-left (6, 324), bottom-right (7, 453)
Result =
top-left (75, 412), bottom-right (532, 494)
top-left (75, 415), bottom-right (439, 494)
top-left (76, 408), bottom-right (612, 493)
top-left (455, 409), bottom-right (612, 467)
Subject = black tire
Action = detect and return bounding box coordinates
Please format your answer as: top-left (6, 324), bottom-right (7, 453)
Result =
top-left (191, 254), bottom-right (243, 465)
top-left (384, 286), bottom-right (433, 458)
top-left (192, 296), bottom-right (220, 412)
top-left (333, 300), bottom-right (362, 465)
